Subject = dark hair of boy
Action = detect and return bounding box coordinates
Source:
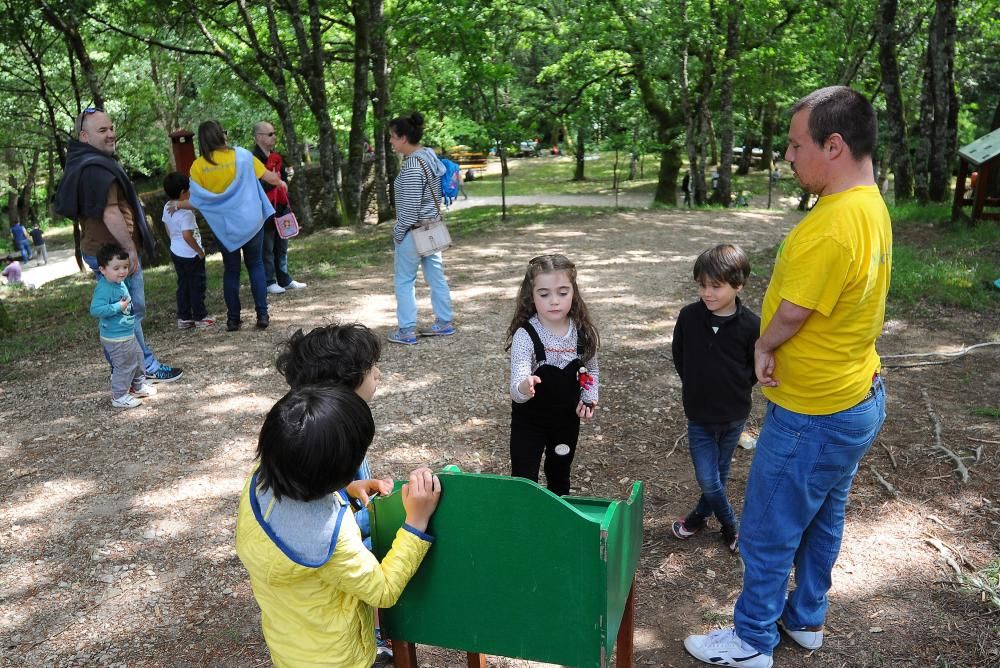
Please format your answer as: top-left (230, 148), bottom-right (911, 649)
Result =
top-left (96, 243), bottom-right (129, 268)
top-left (275, 323), bottom-right (382, 390)
top-left (163, 172), bottom-right (190, 200)
top-left (256, 385), bottom-right (375, 502)
top-left (692, 244), bottom-right (751, 289)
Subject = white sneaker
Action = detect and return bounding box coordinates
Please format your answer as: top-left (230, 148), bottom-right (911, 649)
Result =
top-left (778, 619), bottom-right (824, 649)
top-left (684, 627), bottom-right (773, 668)
top-left (266, 283), bottom-right (286, 294)
top-left (130, 383), bottom-right (158, 398)
top-left (285, 280), bottom-right (307, 290)
top-left (111, 394), bottom-right (143, 409)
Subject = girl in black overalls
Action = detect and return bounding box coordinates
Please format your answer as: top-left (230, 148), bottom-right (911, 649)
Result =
top-left (505, 254), bottom-right (600, 496)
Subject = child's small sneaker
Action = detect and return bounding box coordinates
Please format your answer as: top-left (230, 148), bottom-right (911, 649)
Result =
top-left (388, 329), bottom-right (418, 345)
top-left (672, 518), bottom-right (703, 540)
top-left (419, 321), bottom-right (456, 337)
top-left (195, 317), bottom-right (216, 328)
top-left (722, 525), bottom-right (739, 554)
top-left (111, 394), bottom-right (143, 409)
top-left (130, 383), bottom-right (158, 398)
top-left (177, 319), bottom-right (195, 330)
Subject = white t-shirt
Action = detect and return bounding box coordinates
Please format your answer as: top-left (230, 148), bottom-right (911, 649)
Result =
top-left (161, 205), bottom-right (202, 259)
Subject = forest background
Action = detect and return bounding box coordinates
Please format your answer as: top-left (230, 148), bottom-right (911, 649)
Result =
top-left (0, 0), bottom-right (997, 239)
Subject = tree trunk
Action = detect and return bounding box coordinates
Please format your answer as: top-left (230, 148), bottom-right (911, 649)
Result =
top-left (877, 0), bottom-right (913, 201)
top-left (573, 127), bottom-right (585, 181)
top-left (716, 3), bottom-right (740, 208)
top-left (928, 0), bottom-right (957, 202)
top-left (40, 3), bottom-right (104, 109)
top-left (343, 0), bottom-right (371, 225)
top-left (369, 0), bottom-right (393, 222)
top-left (759, 97), bottom-right (777, 174)
top-left (913, 57), bottom-right (933, 203)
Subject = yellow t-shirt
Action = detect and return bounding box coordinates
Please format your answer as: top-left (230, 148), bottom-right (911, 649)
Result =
top-left (189, 149), bottom-right (267, 193)
top-left (761, 185), bottom-right (892, 414)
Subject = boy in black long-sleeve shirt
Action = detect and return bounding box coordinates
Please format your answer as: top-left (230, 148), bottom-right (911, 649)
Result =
top-left (671, 244), bottom-right (759, 554)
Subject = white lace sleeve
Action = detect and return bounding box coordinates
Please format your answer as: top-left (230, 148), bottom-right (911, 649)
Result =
top-left (509, 328), bottom-right (537, 403)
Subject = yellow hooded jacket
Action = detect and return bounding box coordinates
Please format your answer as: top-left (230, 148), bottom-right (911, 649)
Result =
top-left (236, 473), bottom-right (432, 667)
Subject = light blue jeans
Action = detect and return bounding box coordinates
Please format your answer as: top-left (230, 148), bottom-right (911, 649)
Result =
top-left (83, 254), bottom-right (160, 374)
top-left (686, 420), bottom-right (744, 530)
top-left (393, 232), bottom-right (452, 331)
top-left (734, 377), bottom-right (886, 654)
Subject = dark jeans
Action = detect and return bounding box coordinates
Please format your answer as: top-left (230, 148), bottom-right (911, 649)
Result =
top-left (220, 228), bottom-right (268, 322)
top-left (262, 222), bottom-right (292, 287)
top-left (171, 253), bottom-right (208, 321)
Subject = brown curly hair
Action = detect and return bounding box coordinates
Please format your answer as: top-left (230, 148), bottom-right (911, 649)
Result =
top-left (505, 254), bottom-right (599, 362)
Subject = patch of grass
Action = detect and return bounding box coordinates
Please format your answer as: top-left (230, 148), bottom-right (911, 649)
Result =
top-left (462, 153), bottom-right (660, 198)
top-left (0, 206), bottom-right (601, 367)
top-left (751, 204), bottom-right (1000, 315)
top-left (972, 407), bottom-right (1000, 419)
top-left (957, 558), bottom-right (1000, 611)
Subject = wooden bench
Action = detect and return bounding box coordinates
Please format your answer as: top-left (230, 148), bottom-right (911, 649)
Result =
top-left (446, 147), bottom-right (488, 174)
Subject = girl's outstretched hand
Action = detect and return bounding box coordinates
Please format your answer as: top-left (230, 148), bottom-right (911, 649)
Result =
top-left (519, 375), bottom-right (542, 398)
top-left (345, 477), bottom-right (393, 506)
top-left (576, 400), bottom-right (597, 421)
top-left (401, 467), bottom-right (441, 533)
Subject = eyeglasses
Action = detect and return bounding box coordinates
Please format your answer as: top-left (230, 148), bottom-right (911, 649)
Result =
top-left (256, 132), bottom-right (276, 137)
top-left (76, 107), bottom-right (104, 133)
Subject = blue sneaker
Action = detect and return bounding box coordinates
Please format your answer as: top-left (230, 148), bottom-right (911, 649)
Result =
top-left (387, 329), bottom-right (418, 345)
top-left (419, 321), bottom-right (456, 337)
top-left (146, 365), bottom-right (183, 383)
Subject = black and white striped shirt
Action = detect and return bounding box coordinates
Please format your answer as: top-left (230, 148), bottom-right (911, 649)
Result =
top-left (393, 148), bottom-right (443, 243)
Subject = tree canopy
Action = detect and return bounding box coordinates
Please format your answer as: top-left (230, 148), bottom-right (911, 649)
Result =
top-left (1, 0), bottom-right (997, 230)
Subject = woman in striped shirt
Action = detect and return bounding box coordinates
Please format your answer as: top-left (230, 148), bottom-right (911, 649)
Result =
top-left (387, 112), bottom-right (455, 345)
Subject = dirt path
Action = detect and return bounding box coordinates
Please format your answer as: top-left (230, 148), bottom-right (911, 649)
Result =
top-left (2, 207), bottom-right (998, 667)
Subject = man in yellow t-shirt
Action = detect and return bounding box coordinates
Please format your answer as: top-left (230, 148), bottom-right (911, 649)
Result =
top-left (685, 87), bottom-right (891, 668)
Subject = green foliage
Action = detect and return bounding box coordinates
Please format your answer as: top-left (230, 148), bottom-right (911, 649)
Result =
top-left (971, 407), bottom-right (1000, 419)
top-left (957, 558), bottom-right (1000, 611)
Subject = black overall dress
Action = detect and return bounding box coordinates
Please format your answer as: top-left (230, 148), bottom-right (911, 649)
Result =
top-left (509, 323), bottom-right (586, 496)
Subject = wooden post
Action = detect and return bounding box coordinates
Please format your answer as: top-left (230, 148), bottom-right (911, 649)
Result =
top-left (466, 652), bottom-right (487, 667)
top-left (972, 164), bottom-right (990, 222)
top-left (951, 159), bottom-right (968, 222)
top-left (391, 639), bottom-right (418, 668)
top-left (615, 580), bottom-right (636, 667)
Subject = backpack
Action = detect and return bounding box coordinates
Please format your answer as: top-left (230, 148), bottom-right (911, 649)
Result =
top-left (440, 158), bottom-right (461, 205)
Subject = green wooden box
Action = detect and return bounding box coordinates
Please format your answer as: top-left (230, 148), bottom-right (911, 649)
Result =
top-left (370, 471), bottom-right (644, 667)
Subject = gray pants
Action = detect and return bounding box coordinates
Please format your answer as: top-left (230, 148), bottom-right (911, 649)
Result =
top-left (102, 337), bottom-right (145, 399)
top-left (34, 244), bottom-right (48, 264)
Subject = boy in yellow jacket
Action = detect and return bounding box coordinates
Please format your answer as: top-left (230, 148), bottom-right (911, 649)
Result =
top-left (236, 385), bottom-right (441, 667)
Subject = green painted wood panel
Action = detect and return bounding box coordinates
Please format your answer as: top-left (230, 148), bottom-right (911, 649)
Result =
top-left (370, 471), bottom-right (644, 667)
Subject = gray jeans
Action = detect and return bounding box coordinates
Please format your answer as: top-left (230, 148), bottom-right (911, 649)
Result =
top-left (102, 337), bottom-right (145, 398)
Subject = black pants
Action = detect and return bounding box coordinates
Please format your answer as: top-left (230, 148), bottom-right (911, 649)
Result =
top-left (510, 414), bottom-right (580, 496)
top-left (171, 252), bottom-right (208, 321)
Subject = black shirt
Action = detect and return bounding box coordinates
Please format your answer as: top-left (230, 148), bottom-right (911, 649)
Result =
top-left (671, 297), bottom-right (760, 425)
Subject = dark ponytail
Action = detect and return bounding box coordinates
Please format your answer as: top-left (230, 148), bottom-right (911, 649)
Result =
top-left (388, 112), bottom-right (424, 144)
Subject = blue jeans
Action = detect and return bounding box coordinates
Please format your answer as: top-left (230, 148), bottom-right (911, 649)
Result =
top-left (220, 227), bottom-right (268, 321)
top-left (18, 240), bottom-right (32, 261)
top-left (393, 231), bottom-right (453, 330)
top-left (262, 223), bottom-right (292, 287)
top-left (83, 254), bottom-right (160, 374)
top-left (686, 420), bottom-right (743, 530)
top-left (734, 377), bottom-right (886, 654)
